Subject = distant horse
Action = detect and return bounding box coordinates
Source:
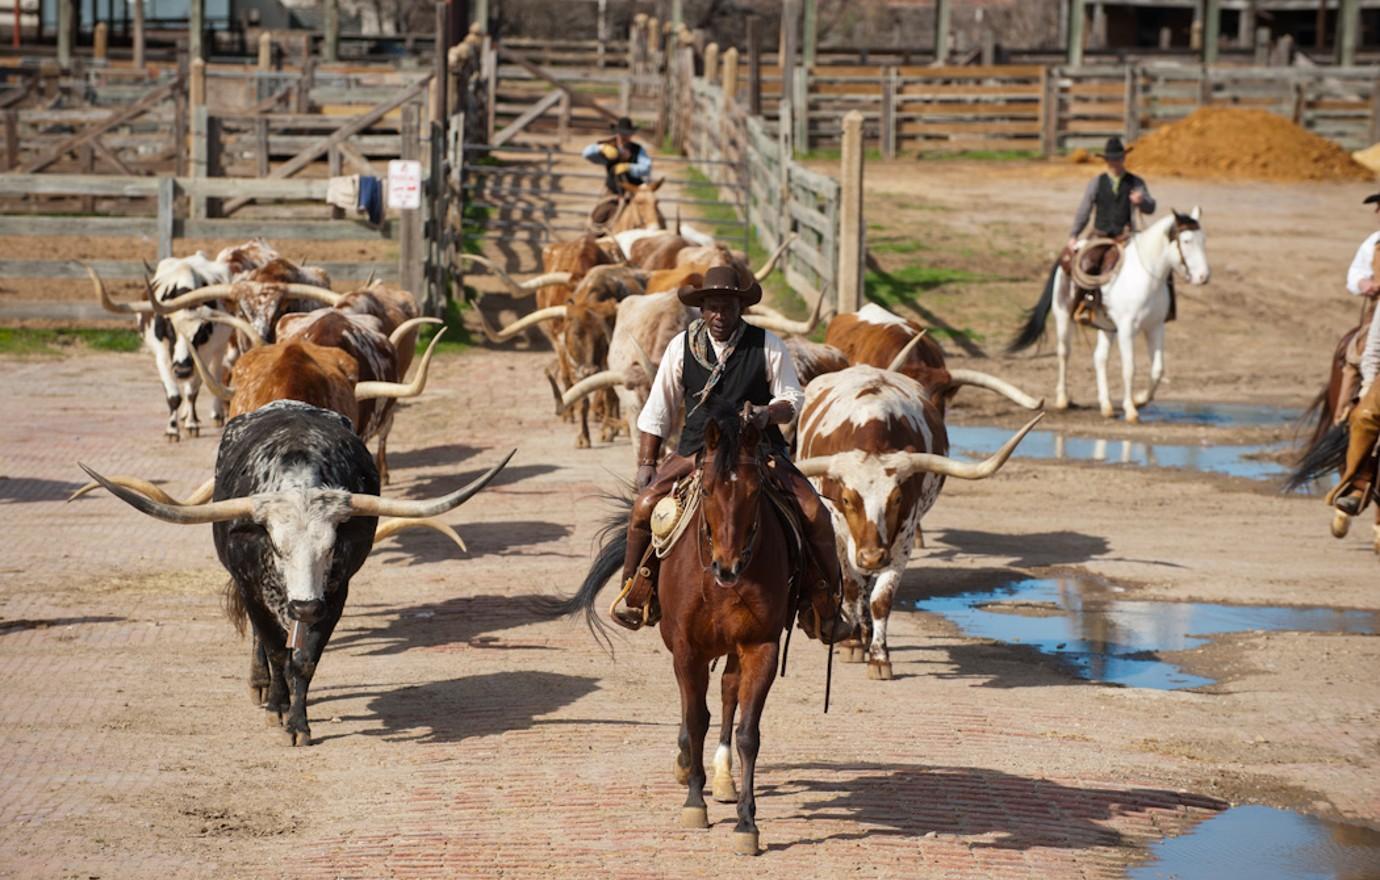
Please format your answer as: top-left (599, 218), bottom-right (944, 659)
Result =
top-left (1009, 209), bottom-right (1211, 422)
top-left (555, 399), bottom-right (799, 856)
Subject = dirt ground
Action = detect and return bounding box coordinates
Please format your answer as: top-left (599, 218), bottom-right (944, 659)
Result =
top-left (2, 159), bottom-right (1379, 878)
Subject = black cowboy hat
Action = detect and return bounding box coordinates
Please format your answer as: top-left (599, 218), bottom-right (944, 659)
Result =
top-left (1365, 192), bottom-right (1380, 205)
top-left (1095, 137), bottom-right (1131, 161)
top-left (610, 116), bottom-right (638, 136)
top-left (678, 265), bottom-right (762, 308)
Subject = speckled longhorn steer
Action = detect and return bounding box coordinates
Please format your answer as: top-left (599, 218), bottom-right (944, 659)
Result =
top-left (794, 366), bottom-right (1041, 680)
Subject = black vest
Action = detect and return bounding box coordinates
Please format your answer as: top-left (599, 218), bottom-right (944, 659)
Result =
top-left (603, 140), bottom-right (648, 194)
top-left (676, 324), bottom-right (786, 457)
top-left (1093, 172), bottom-right (1143, 236)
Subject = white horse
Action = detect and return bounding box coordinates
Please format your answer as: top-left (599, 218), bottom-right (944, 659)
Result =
top-left (1008, 207), bottom-right (1211, 423)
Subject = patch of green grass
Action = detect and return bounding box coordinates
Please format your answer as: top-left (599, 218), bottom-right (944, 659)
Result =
top-left (919, 149), bottom-right (1039, 162)
top-left (420, 292), bottom-right (474, 352)
top-left (796, 146), bottom-right (884, 163)
top-left (0, 327), bottom-right (142, 355)
top-left (869, 239), bottom-right (929, 255)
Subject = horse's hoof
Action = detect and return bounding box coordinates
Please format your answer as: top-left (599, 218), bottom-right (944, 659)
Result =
top-left (844, 643), bottom-right (867, 663)
top-left (186, 425), bottom-right (200, 438)
top-left (575, 435), bottom-right (590, 449)
top-left (1133, 392), bottom-right (1152, 407)
top-left (733, 830), bottom-right (760, 855)
top-left (1100, 406), bottom-right (1116, 419)
top-left (674, 754), bottom-right (691, 786)
top-left (680, 806), bottom-right (709, 829)
top-left (265, 709), bottom-right (284, 727)
top-left (283, 728), bottom-right (312, 747)
top-left (867, 660), bottom-right (893, 681)
top-left (248, 685), bottom-right (268, 706)
top-left (1332, 511), bottom-right (1352, 539)
top-left (1125, 410), bottom-right (1141, 425)
top-left (1053, 397), bottom-right (1070, 411)
top-left (712, 776), bottom-right (739, 803)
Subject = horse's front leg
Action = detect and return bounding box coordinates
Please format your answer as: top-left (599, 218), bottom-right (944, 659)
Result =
top-left (711, 653), bottom-right (740, 803)
top-left (1117, 326), bottom-right (1140, 422)
top-left (673, 652), bottom-right (712, 829)
top-left (1053, 272), bottom-right (1073, 410)
top-left (1094, 330), bottom-right (1115, 418)
top-left (732, 640), bottom-right (778, 856)
top-left (1134, 323), bottom-right (1166, 407)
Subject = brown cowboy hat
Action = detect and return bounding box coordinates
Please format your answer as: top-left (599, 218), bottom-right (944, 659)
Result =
top-left (678, 265), bottom-right (762, 308)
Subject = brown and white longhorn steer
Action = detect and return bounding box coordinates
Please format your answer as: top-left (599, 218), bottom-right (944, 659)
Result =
top-left (795, 365), bottom-right (1041, 680)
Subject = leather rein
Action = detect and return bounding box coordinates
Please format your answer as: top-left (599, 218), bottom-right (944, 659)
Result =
top-left (696, 454), bottom-right (765, 581)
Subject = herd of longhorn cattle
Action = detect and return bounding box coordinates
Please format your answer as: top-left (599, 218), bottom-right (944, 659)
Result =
top-left (76, 179), bottom-right (1045, 746)
top-left (78, 240), bottom-right (514, 746)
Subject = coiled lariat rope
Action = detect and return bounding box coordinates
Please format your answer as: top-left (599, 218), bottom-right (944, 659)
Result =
top-left (1068, 236), bottom-right (1123, 289)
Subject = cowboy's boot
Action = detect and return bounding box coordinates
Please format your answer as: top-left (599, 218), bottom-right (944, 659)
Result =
top-left (1330, 397), bottom-right (1380, 517)
top-left (798, 520), bottom-right (852, 646)
top-left (611, 524), bottom-right (659, 630)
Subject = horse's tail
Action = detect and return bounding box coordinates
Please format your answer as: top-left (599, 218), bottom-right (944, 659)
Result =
top-left (535, 493), bottom-right (628, 651)
top-left (1285, 422), bottom-right (1348, 493)
top-left (1007, 262), bottom-right (1060, 354)
top-left (1297, 384), bottom-right (1335, 451)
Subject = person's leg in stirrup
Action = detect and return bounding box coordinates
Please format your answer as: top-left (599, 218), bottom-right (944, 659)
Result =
top-left (611, 457), bottom-right (693, 630)
top-left (776, 459), bottom-right (851, 644)
top-left (1330, 386), bottom-right (1380, 518)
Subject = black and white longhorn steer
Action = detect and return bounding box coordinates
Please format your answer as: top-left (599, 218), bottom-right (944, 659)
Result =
top-left (81, 400), bottom-right (514, 746)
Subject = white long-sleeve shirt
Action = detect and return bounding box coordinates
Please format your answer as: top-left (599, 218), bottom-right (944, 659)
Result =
top-left (636, 328), bottom-right (804, 439)
top-left (1348, 231), bottom-right (1380, 296)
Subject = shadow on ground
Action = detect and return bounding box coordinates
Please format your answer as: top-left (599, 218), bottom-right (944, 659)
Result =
top-left (762, 761), bottom-right (1226, 853)
top-left (928, 528), bottom-right (1111, 569)
top-left (396, 463), bottom-right (562, 500)
top-left (359, 670), bottom-right (600, 744)
top-left (331, 593), bottom-right (555, 655)
top-left (373, 519), bottom-right (575, 565)
top-left (0, 615), bottom-right (125, 635)
top-left (0, 477), bottom-right (86, 503)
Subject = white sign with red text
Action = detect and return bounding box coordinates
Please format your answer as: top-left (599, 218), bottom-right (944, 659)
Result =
top-left (387, 160), bottom-right (422, 210)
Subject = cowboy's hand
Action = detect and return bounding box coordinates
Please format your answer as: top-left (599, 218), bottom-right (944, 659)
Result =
top-left (635, 464), bottom-right (657, 490)
top-left (1129, 189), bottom-right (1144, 207)
top-left (599, 143), bottom-right (619, 161)
top-left (1066, 237), bottom-right (1079, 252)
top-left (1363, 278), bottom-right (1379, 297)
top-left (612, 162), bottom-right (631, 176)
top-left (744, 403), bottom-right (770, 430)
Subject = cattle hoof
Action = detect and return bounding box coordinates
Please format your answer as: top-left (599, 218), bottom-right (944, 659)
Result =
top-left (839, 640), bottom-right (866, 663)
top-left (1332, 511), bottom-right (1352, 539)
top-left (712, 776), bottom-right (739, 803)
top-left (867, 660), bottom-right (894, 681)
top-left (674, 752), bottom-right (691, 786)
top-left (1124, 410), bottom-right (1141, 425)
top-left (284, 729), bottom-right (312, 747)
top-left (732, 830), bottom-right (760, 856)
top-left (679, 806), bottom-right (709, 829)
top-left (265, 709), bottom-right (285, 727)
top-left (249, 685), bottom-right (268, 706)
top-left (1099, 405), bottom-right (1115, 419)
top-left (575, 435), bottom-right (591, 449)
top-left (1053, 397), bottom-right (1070, 411)
top-left (186, 425), bottom-right (200, 438)
top-left (165, 432), bottom-right (180, 443)
top-left (214, 415), bottom-right (226, 428)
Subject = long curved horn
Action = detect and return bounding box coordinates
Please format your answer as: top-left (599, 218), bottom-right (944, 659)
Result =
top-left (282, 283), bottom-right (344, 306)
top-left (743, 283), bottom-right (827, 336)
top-left (188, 344), bottom-right (235, 401)
top-left (948, 368), bottom-right (1045, 410)
top-left (86, 264), bottom-right (153, 314)
top-left (69, 475), bottom-right (215, 506)
top-left (895, 413), bottom-right (1044, 480)
top-left (459, 254), bottom-right (573, 298)
top-left (486, 305), bottom-right (569, 343)
top-left (77, 463), bottom-right (255, 524)
top-left (753, 232), bottom-right (798, 281)
top-left (347, 449), bottom-right (516, 518)
top-left (388, 315), bottom-right (443, 349)
top-left (201, 310), bottom-right (265, 348)
top-left (373, 516), bottom-right (468, 553)
top-left (149, 283), bottom-right (237, 314)
top-left (886, 329), bottom-right (928, 372)
top-left (560, 369), bottom-right (628, 411)
top-left (355, 328), bottom-right (446, 401)
top-left (793, 454), bottom-right (845, 478)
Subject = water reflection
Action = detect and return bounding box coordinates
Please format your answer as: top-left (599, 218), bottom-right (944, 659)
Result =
top-left (1136, 401), bottom-right (1302, 428)
top-left (1130, 805), bottom-right (1380, 880)
top-left (915, 577), bottom-right (1379, 690)
top-left (947, 426), bottom-right (1290, 482)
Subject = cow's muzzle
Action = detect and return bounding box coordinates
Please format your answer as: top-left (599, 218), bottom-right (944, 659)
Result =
top-left (288, 599), bottom-right (325, 624)
top-left (856, 548), bottom-right (889, 571)
top-left (172, 359), bottom-right (194, 380)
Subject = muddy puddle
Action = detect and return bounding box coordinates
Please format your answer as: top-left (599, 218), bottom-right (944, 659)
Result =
top-left (947, 425), bottom-right (1291, 482)
top-left (1129, 804), bottom-right (1380, 879)
top-left (915, 576), bottom-right (1378, 690)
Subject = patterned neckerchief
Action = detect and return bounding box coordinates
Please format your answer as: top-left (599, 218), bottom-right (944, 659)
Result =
top-left (686, 318), bottom-right (746, 417)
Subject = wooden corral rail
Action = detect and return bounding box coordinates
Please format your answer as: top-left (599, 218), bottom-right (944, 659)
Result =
top-left (0, 173), bottom-right (402, 283)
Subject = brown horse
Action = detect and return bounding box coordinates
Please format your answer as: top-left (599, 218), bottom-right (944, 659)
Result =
top-left (555, 398), bottom-right (796, 855)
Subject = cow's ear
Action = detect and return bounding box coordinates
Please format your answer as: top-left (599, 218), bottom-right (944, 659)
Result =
top-left (705, 420), bottom-right (721, 451)
top-left (650, 177), bottom-right (665, 191)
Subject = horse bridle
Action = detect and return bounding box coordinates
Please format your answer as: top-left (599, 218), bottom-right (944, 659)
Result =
top-left (697, 455), bottom-right (765, 580)
top-left (1166, 219), bottom-right (1198, 281)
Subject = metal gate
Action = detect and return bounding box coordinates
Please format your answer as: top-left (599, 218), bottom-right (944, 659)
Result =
top-left (457, 141), bottom-right (751, 276)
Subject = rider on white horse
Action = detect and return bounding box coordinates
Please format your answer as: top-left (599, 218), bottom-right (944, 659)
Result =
top-left (1065, 137), bottom-right (1159, 331)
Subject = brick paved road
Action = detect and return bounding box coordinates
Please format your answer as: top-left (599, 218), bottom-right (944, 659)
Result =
top-left (1, 348), bottom-right (1375, 879)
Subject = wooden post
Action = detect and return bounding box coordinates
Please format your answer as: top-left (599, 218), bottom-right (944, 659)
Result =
top-left (980, 28), bottom-right (996, 66)
top-left (838, 110), bottom-right (864, 315)
top-left (1199, 65), bottom-right (1212, 107)
top-left (79, 143), bottom-right (94, 210)
top-left (704, 43), bottom-right (719, 84)
top-left (934, 0), bottom-right (951, 63)
top-left (1159, 26), bottom-right (1172, 50)
top-left (93, 22), bottom-right (108, 63)
top-left (1040, 65), bottom-right (1059, 157)
top-left (323, 0), bottom-right (339, 63)
top-left (880, 67), bottom-right (896, 159)
top-left (1337, 0), bottom-right (1359, 66)
top-left (57, 0), bottom-right (72, 69)
top-left (400, 103), bottom-right (424, 300)
top-left (432, 1), bottom-right (448, 128)
top-left (1124, 65), bottom-right (1140, 141)
top-left (1190, 18), bottom-right (1203, 51)
top-left (793, 65), bottom-right (809, 152)
top-left (473, 0), bottom-right (489, 33)
top-left (1316, 0), bottom-right (1328, 51)
top-left (133, 0), bottom-right (145, 69)
top-left (597, 0), bottom-right (608, 68)
top-left (173, 87), bottom-right (188, 176)
top-left (189, 0), bottom-right (204, 61)
top-left (557, 91), bottom-right (570, 145)
top-left (1238, 1), bottom-right (1256, 48)
top-left (1090, 2), bottom-right (1106, 50)
top-left (802, 0), bottom-right (817, 68)
top-left (1254, 26), bottom-right (1270, 63)
top-left (329, 147), bottom-right (343, 219)
top-left (747, 15), bottom-right (761, 116)
top-left (782, 0), bottom-right (800, 136)
top-left (191, 105), bottom-right (208, 220)
top-left (1203, 0), bottom-right (1220, 64)
top-left (1067, 0), bottom-right (1084, 66)
top-left (258, 32), bottom-right (273, 70)
top-left (670, 0), bottom-right (683, 27)
top-left (189, 58), bottom-right (206, 109)
top-left (483, 38), bottom-right (496, 142)
top-left (156, 177), bottom-right (174, 261)
top-left (1291, 79), bottom-right (1305, 125)
top-left (722, 46), bottom-right (738, 109)
top-left (256, 117), bottom-right (270, 176)
top-left (4, 109), bottom-right (17, 170)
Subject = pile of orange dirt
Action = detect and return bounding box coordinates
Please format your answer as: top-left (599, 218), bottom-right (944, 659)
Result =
top-left (1127, 107), bottom-right (1374, 181)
